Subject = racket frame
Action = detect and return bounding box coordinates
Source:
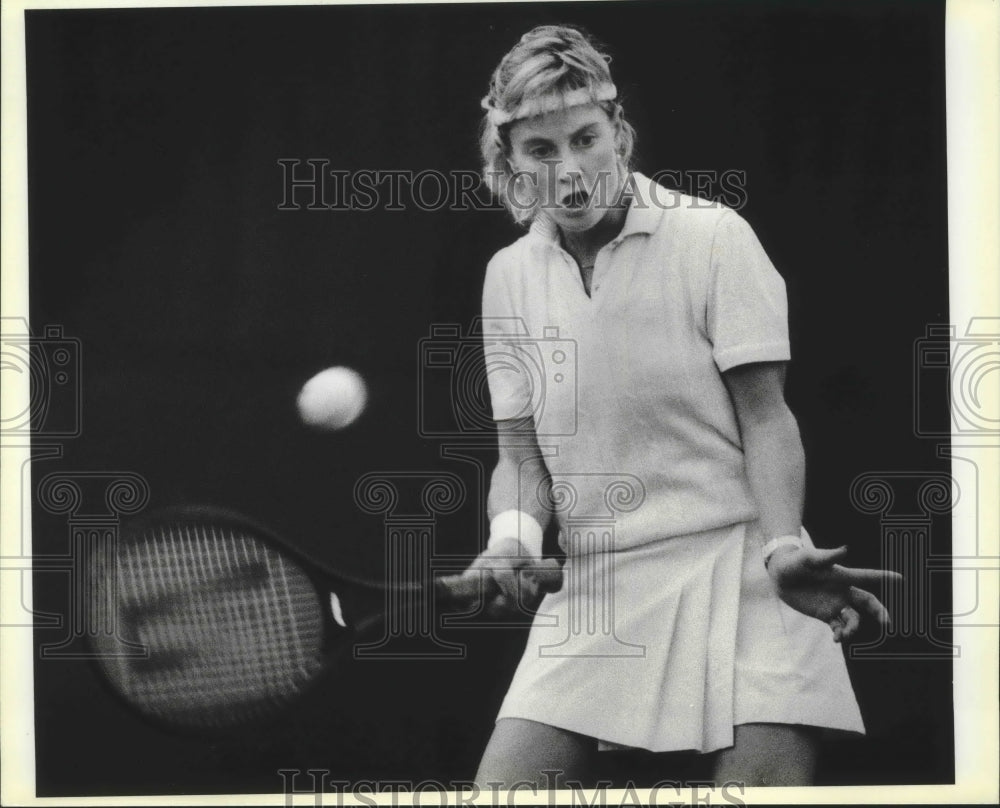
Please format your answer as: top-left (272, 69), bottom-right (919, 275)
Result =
top-left (86, 505), bottom-right (401, 736)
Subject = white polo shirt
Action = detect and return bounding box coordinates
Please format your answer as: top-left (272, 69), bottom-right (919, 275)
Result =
top-left (482, 173), bottom-right (790, 551)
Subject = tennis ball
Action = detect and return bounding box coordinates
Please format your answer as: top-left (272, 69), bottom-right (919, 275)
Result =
top-left (296, 366), bottom-right (368, 430)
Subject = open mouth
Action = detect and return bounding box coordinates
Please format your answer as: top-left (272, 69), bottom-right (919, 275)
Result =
top-left (560, 190), bottom-right (590, 210)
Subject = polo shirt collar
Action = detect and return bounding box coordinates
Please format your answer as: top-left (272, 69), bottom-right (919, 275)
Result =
top-left (617, 172), bottom-right (666, 240)
top-left (528, 171), bottom-right (665, 246)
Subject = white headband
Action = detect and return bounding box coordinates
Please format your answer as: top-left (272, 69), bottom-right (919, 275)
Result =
top-left (482, 83), bottom-right (618, 127)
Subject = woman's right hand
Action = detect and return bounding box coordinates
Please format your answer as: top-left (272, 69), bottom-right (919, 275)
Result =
top-left (464, 537), bottom-right (564, 618)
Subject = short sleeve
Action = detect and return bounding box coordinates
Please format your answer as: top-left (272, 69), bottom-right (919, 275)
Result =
top-left (706, 210), bottom-right (790, 372)
top-left (481, 254), bottom-right (536, 422)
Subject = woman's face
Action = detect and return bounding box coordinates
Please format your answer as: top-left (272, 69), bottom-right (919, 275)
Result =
top-left (507, 102), bottom-right (623, 234)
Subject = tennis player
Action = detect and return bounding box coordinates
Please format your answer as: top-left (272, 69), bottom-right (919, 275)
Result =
top-left (464, 25), bottom-right (901, 788)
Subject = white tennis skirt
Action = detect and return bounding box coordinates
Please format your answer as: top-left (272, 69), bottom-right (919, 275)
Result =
top-left (495, 521), bottom-right (865, 753)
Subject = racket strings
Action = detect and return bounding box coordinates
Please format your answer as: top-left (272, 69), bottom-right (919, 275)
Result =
top-left (97, 523), bottom-right (325, 729)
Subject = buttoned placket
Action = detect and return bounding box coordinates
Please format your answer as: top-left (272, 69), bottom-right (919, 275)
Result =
top-left (557, 240), bottom-right (620, 301)
top-left (594, 234), bottom-right (631, 296)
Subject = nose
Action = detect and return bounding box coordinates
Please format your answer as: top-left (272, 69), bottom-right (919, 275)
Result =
top-left (555, 152), bottom-right (583, 186)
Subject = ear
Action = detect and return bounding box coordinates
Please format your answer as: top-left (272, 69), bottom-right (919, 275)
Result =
top-left (607, 106), bottom-right (628, 157)
top-left (613, 119), bottom-right (627, 156)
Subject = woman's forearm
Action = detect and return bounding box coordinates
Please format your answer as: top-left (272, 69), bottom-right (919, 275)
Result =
top-left (722, 362), bottom-right (805, 553)
top-left (485, 418), bottom-right (552, 558)
top-left (487, 454), bottom-right (551, 525)
top-left (738, 404), bottom-right (806, 543)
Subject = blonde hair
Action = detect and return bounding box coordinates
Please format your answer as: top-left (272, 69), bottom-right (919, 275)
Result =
top-left (479, 25), bottom-right (636, 225)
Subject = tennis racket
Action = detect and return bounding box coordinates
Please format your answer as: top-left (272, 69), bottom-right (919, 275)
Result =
top-left (87, 505), bottom-right (561, 734)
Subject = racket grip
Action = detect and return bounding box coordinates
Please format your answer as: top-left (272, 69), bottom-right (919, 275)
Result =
top-left (527, 558), bottom-right (565, 592)
top-left (434, 560), bottom-right (564, 608)
top-left (433, 571), bottom-right (500, 607)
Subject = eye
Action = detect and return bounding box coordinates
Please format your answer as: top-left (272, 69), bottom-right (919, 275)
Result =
top-left (575, 132), bottom-right (598, 148)
top-left (528, 144), bottom-right (554, 159)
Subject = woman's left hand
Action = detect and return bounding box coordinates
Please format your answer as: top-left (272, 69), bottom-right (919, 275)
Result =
top-left (766, 545), bottom-right (903, 642)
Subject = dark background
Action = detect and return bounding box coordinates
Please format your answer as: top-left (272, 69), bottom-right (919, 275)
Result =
top-left (26, 0), bottom-right (953, 797)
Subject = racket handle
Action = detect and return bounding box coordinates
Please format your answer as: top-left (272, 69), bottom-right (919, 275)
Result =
top-left (433, 572), bottom-right (498, 607)
top-left (433, 559), bottom-right (563, 608)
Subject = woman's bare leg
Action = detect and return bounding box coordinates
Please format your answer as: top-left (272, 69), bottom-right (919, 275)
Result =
top-left (711, 723), bottom-right (820, 786)
top-left (475, 718), bottom-right (595, 791)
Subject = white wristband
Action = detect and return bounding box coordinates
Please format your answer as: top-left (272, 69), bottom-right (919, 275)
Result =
top-left (488, 510), bottom-right (544, 560)
top-left (762, 531), bottom-right (804, 566)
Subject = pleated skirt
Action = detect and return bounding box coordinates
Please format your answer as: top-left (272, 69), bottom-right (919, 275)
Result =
top-left (495, 521), bottom-right (865, 753)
